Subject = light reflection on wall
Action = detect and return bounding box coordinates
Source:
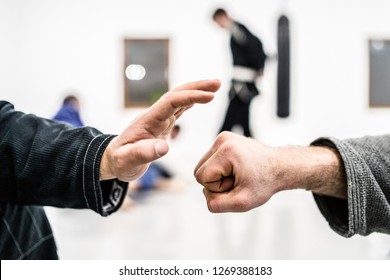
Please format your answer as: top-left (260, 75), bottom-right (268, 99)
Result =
top-left (125, 64), bottom-right (146, 81)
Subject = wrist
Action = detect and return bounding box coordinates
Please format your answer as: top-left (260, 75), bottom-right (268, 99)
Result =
top-left (100, 148), bottom-right (115, 181)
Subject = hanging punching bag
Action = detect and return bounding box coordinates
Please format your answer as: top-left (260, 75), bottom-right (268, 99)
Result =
top-left (277, 15), bottom-right (290, 118)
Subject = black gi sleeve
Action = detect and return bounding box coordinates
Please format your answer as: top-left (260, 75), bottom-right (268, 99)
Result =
top-left (0, 101), bottom-right (127, 216)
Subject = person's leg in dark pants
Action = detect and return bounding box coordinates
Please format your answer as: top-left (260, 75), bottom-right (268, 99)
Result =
top-left (219, 96), bottom-right (240, 134)
top-left (239, 100), bottom-right (252, 137)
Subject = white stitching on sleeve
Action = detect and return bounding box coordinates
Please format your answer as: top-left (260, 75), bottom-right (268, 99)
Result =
top-left (91, 136), bottom-right (112, 211)
top-left (82, 135), bottom-right (100, 209)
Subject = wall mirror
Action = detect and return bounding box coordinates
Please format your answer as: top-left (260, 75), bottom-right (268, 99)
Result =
top-left (124, 38), bottom-right (169, 107)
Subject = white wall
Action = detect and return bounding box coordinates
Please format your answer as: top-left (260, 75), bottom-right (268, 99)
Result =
top-left (1, 0), bottom-right (390, 259)
top-left (2, 0), bottom-right (390, 143)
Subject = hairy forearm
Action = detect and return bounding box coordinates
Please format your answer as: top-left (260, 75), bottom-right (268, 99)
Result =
top-left (275, 145), bottom-right (347, 199)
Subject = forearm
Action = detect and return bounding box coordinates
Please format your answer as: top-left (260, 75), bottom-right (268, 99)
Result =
top-left (275, 145), bottom-right (347, 199)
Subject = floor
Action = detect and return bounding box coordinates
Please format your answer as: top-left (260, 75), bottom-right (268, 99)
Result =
top-left (45, 180), bottom-right (390, 260)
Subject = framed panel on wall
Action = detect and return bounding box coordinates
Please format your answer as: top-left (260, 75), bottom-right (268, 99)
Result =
top-left (124, 38), bottom-right (169, 107)
top-left (369, 39), bottom-right (390, 107)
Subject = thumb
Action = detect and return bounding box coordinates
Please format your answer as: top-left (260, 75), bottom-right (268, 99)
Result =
top-left (154, 139), bottom-right (169, 158)
top-left (123, 139), bottom-right (169, 166)
top-left (119, 139), bottom-right (169, 168)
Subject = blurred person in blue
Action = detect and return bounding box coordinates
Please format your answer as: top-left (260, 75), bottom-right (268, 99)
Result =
top-left (53, 94), bottom-right (84, 127)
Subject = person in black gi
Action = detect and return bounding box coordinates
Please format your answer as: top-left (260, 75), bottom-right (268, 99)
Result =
top-left (213, 8), bottom-right (267, 137)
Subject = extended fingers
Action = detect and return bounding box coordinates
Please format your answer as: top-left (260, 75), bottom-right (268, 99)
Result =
top-left (173, 79), bottom-right (221, 92)
top-left (159, 89), bottom-right (215, 118)
top-left (153, 79), bottom-right (221, 120)
top-left (120, 80), bottom-right (220, 143)
top-left (139, 89), bottom-right (214, 133)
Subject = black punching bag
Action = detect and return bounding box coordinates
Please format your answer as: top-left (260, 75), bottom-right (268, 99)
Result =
top-left (277, 15), bottom-right (290, 118)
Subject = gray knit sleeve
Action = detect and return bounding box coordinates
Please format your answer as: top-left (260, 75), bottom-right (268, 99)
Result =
top-left (311, 135), bottom-right (390, 237)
